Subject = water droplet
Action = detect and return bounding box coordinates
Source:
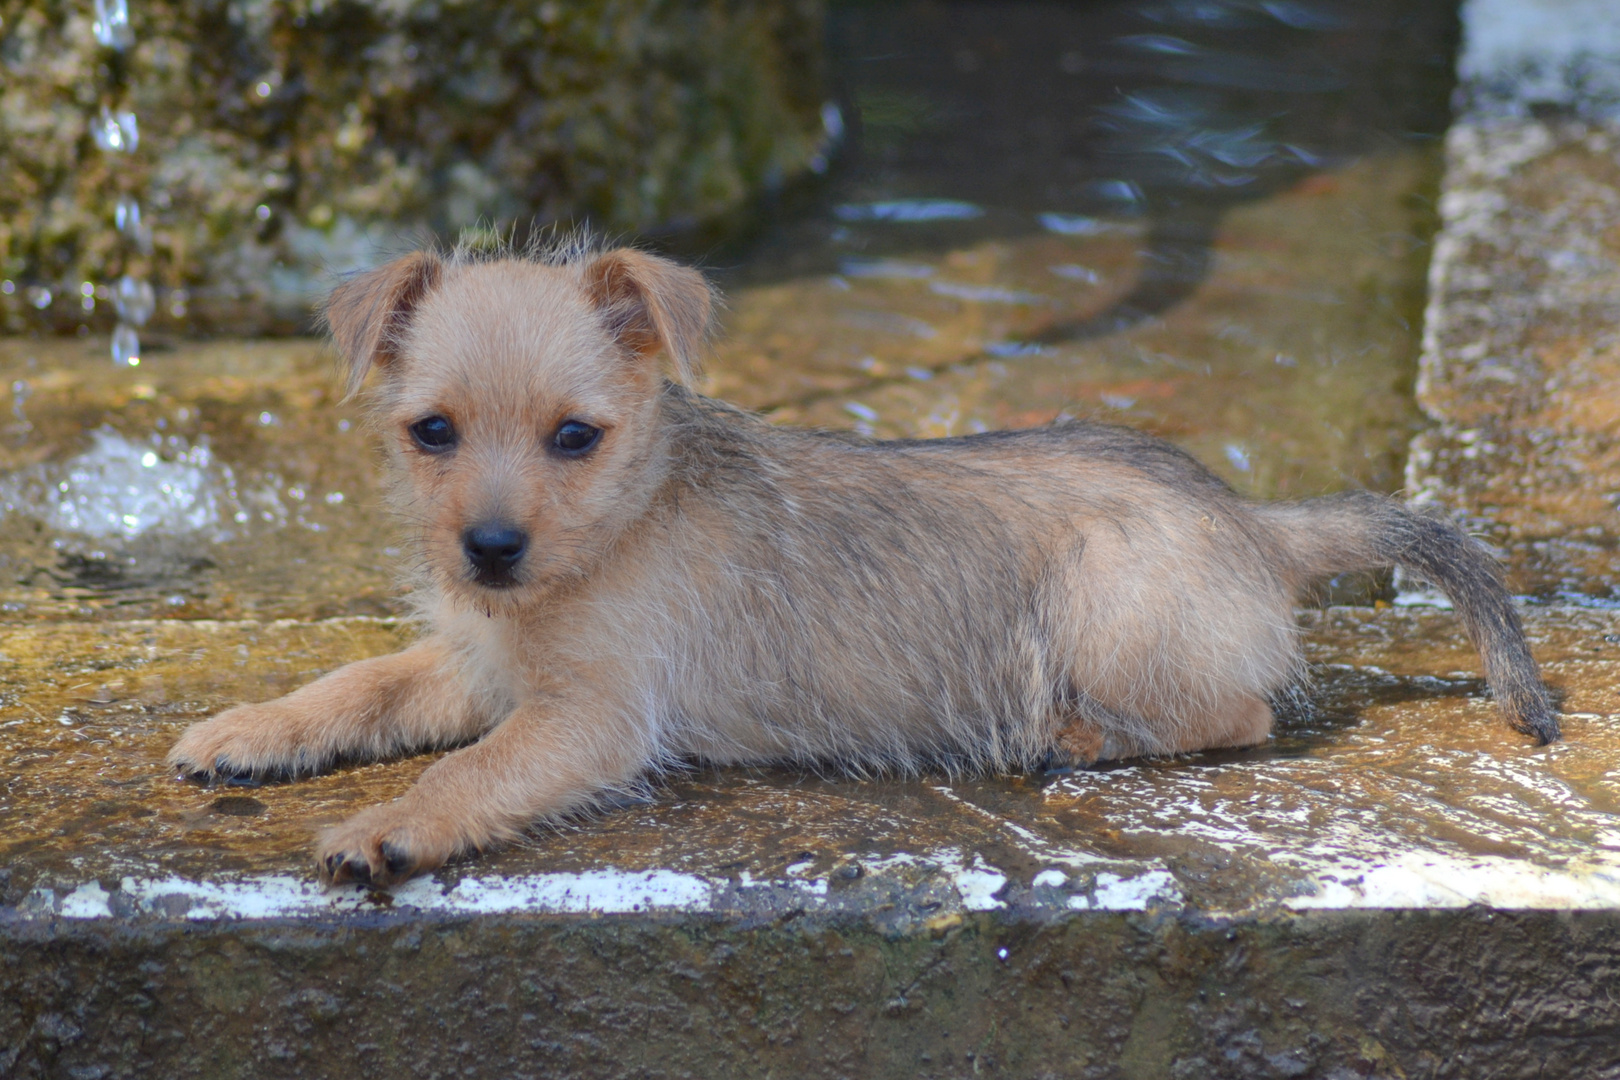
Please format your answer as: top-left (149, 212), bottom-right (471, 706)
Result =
top-left (92, 106), bottom-right (138, 153)
top-left (0, 280), bottom-right (13, 294)
top-left (258, 411), bottom-right (275, 426)
top-left (26, 286), bottom-right (51, 309)
top-left (113, 276), bottom-right (155, 326)
top-left (111, 323), bottom-right (140, 367)
top-left (255, 81), bottom-right (272, 98)
top-left (324, 491), bottom-right (344, 505)
top-left (92, 0), bottom-right (133, 50)
top-left (820, 101), bottom-right (845, 141)
top-left (255, 204), bottom-right (272, 221)
top-left (140, 452), bottom-right (157, 468)
top-left (115, 196), bottom-right (140, 233)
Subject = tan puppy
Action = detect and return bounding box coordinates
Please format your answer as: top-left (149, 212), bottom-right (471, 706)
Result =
top-left (168, 241), bottom-right (1559, 887)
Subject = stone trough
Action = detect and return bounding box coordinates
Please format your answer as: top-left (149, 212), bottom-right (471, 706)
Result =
top-left (7, 1), bottom-right (1620, 1077)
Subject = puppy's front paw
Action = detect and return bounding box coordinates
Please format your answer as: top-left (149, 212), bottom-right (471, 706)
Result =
top-left (167, 702), bottom-right (317, 781)
top-left (317, 804), bottom-right (463, 888)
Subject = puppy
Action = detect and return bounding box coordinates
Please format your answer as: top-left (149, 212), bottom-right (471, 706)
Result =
top-left (168, 241), bottom-right (1559, 887)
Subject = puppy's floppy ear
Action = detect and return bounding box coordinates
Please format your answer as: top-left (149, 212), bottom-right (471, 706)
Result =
top-left (322, 250), bottom-right (443, 398)
top-left (582, 248), bottom-right (713, 384)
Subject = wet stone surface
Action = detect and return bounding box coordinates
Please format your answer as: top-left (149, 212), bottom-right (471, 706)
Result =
top-left (3, 606), bottom-right (1618, 919)
top-left (713, 151), bottom-right (1432, 503)
top-left (1411, 117), bottom-right (1620, 599)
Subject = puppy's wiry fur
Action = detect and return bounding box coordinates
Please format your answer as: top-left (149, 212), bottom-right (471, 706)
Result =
top-left (168, 241), bottom-right (1560, 887)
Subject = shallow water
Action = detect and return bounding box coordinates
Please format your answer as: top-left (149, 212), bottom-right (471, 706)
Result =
top-left (705, 0), bottom-right (1456, 501)
top-left (0, 0), bottom-right (1459, 622)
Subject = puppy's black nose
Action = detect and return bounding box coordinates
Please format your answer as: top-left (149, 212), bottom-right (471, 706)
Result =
top-left (463, 525), bottom-right (528, 586)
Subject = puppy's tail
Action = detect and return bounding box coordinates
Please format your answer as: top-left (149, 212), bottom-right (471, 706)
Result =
top-left (1257, 491), bottom-right (1558, 744)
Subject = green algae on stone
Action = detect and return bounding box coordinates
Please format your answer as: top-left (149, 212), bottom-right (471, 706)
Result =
top-left (0, 0), bottom-right (827, 334)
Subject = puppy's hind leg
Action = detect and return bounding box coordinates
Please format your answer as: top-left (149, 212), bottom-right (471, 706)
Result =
top-left (1048, 693), bottom-right (1273, 765)
top-left (1047, 692), bottom-right (1140, 768)
top-left (1165, 694), bottom-right (1274, 754)
top-left (167, 637), bottom-right (493, 781)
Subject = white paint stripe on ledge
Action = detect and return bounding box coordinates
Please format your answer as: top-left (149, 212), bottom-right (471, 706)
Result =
top-left (19, 850), bottom-right (1620, 922)
top-left (1284, 850), bottom-right (1620, 911)
top-left (43, 868), bottom-right (718, 921)
top-left (14, 856), bottom-right (1180, 922)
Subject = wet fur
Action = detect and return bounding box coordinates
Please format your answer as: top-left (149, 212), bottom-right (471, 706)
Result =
top-left (168, 241), bottom-right (1559, 887)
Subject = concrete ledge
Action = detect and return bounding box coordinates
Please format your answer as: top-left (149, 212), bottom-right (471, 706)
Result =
top-left (6, 908), bottom-right (1620, 1079)
top-left (1410, 0), bottom-right (1620, 598)
top-left (5, 607), bottom-right (1620, 922)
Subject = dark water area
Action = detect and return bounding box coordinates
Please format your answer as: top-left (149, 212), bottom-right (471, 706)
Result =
top-left (687, 0), bottom-right (1464, 517)
top-left (722, 0), bottom-right (1459, 285)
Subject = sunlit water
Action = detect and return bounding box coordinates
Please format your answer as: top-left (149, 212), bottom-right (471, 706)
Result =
top-left (0, 0), bottom-right (1460, 621)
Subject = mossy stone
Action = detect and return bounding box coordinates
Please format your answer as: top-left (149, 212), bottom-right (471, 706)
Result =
top-left (0, 0), bottom-right (827, 333)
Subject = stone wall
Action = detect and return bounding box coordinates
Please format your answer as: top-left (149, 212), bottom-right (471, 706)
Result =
top-left (0, 0), bottom-right (827, 333)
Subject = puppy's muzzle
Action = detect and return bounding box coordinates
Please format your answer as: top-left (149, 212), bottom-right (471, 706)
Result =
top-left (463, 524), bottom-right (528, 587)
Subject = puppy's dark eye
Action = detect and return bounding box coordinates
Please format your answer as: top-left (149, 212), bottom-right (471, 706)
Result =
top-left (553, 420), bottom-right (601, 456)
top-left (409, 415), bottom-right (457, 453)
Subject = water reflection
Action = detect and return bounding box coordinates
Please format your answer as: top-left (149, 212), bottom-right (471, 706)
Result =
top-left (706, 0), bottom-right (1454, 503)
top-left (0, 0), bottom-right (1456, 614)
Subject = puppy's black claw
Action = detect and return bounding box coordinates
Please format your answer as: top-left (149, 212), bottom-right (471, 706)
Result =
top-left (380, 841), bottom-right (413, 878)
top-left (322, 851), bottom-right (373, 887)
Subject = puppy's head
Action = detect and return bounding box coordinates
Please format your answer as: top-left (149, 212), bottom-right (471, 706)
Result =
top-left (324, 245), bottom-right (712, 608)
